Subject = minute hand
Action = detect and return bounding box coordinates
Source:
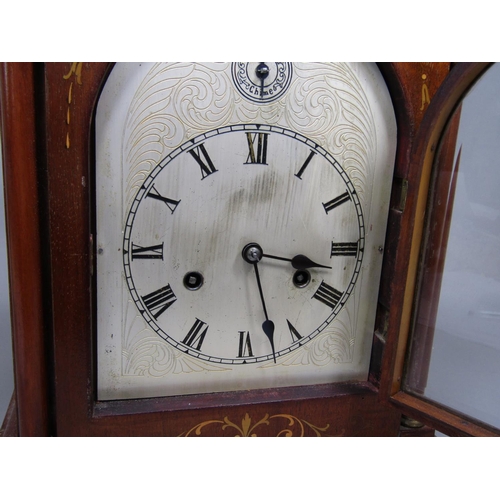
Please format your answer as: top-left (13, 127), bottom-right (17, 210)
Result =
top-left (252, 262), bottom-right (276, 363)
top-left (262, 253), bottom-right (332, 270)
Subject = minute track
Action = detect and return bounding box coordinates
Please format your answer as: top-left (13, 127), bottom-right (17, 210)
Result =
top-left (123, 124), bottom-right (365, 363)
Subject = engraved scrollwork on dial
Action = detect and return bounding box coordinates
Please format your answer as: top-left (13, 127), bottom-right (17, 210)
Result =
top-left (123, 62), bottom-right (235, 212)
top-left (285, 63), bottom-right (376, 202)
top-left (231, 62), bottom-right (293, 103)
top-left (122, 300), bottom-right (228, 376)
top-left (123, 62), bottom-right (375, 213)
top-left (270, 313), bottom-right (354, 368)
top-left (123, 335), bottom-right (228, 376)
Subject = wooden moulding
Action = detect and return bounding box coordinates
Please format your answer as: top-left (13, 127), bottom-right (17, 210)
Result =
top-left (44, 62), bottom-right (111, 436)
top-left (372, 62), bottom-right (450, 387)
top-left (0, 63), bottom-right (50, 437)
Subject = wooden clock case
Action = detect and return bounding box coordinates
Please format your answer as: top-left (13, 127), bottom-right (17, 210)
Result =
top-left (3, 61), bottom-right (487, 437)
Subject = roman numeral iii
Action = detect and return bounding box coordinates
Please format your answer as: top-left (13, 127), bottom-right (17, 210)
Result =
top-left (330, 241), bottom-right (358, 257)
top-left (312, 281), bottom-right (343, 309)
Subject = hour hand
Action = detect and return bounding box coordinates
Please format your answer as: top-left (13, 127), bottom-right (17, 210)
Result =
top-left (241, 243), bottom-right (276, 362)
top-left (262, 252), bottom-right (332, 270)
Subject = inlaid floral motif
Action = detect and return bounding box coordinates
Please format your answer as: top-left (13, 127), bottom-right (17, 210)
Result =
top-left (179, 412), bottom-right (333, 437)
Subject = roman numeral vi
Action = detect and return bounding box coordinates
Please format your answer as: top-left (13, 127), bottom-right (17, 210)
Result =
top-left (238, 331), bottom-right (254, 357)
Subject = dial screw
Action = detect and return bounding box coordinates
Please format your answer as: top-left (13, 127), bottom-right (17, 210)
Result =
top-left (242, 243), bottom-right (263, 264)
top-left (255, 62), bottom-right (270, 80)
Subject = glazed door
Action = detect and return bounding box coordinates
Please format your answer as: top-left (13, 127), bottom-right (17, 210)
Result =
top-left (385, 62), bottom-right (500, 437)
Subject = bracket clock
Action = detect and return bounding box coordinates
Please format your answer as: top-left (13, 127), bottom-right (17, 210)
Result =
top-left (6, 61), bottom-right (495, 437)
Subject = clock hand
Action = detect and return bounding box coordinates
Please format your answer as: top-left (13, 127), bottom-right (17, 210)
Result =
top-left (255, 62), bottom-right (269, 100)
top-left (262, 252), bottom-right (332, 270)
top-left (242, 243), bottom-right (276, 362)
top-left (253, 262), bottom-right (276, 363)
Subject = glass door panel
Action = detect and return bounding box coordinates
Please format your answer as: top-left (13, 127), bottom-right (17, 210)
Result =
top-left (405, 63), bottom-right (500, 429)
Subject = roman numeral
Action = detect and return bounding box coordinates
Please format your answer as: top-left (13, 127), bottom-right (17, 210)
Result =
top-left (183, 318), bottom-right (209, 351)
top-left (322, 192), bottom-right (350, 214)
top-left (189, 143), bottom-right (218, 179)
top-left (142, 284), bottom-right (176, 319)
top-left (286, 320), bottom-right (302, 342)
top-left (245, 132), bottom-right (269, 164)
top-left (131, 243), bottom-right (164, 260)
top-left (238, 331), bottom-right (254, 357)
top-left (330, 241), bottom-right (358, 257)
top-left (146, 185), bottom-right (181, 214)
top-left (312, 281), bottom-right (343, 309)
top-left (294, 150), bottom-right (317, 179)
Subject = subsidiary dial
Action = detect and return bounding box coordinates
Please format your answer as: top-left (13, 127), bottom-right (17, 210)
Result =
top-left (231, 63), bottom-right (293, 103)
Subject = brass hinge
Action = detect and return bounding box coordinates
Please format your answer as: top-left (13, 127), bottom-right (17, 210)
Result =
top-left (399, 178), bottom-right (409, 212)
top-left (89, 234), bottom-right (94, 276)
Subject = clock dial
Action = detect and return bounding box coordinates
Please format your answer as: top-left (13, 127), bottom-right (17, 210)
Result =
top-left (123, 125), bottom-right (363, 363)
top-left (96, 62), bottom-right (397, 400)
